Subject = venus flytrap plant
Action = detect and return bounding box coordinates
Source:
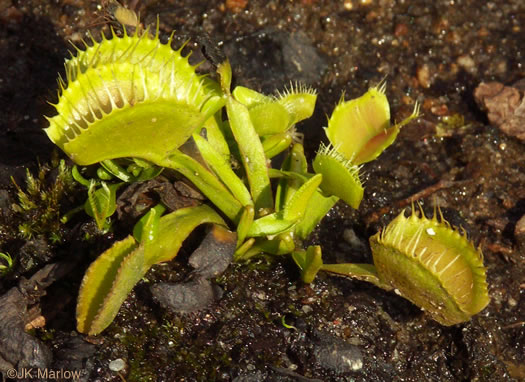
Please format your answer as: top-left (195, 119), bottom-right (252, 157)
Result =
top-left (325, 81), bottom-right (420, 165)
top-left (45, 25), bottom-right (224, 165)
top-left (45, 21), bottom-right (488, 334)
top-left (321, 205), bottom-right (490, 326)
top-left (76, 204), bottom-right (226, 335)
top-left (311, 82), bottom-right (420, 209)
top-left (233, 83), bottom-right (317, 158)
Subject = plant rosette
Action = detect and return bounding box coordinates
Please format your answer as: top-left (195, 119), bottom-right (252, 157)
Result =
top-left (45, 21), bottom-right (487, 334)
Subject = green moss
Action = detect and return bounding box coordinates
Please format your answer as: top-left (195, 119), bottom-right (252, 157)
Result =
top-left (11, 154), bottom-right (77, 242)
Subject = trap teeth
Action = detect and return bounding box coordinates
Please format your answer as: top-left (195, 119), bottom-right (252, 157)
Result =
top-left (370, 207), bottom-right (489, 326)
top-left (45, 27), bottom-right (216, 166)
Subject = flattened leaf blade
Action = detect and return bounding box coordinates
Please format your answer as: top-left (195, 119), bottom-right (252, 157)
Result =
top-left (226, 96), bottom-right (273, 211)
top-left (246, 213), bottom-right (296, 237)
top-left (76, 235), bottom-right (141, 335)
top-left (233, 86), bottom-right (272, 107)
top-left (261, 131), bottom-right (293, 159)
top-left (132, 204), bottom-right (166, 246)
top-left (145, 205), bottom-right (226, 265)
top-left (294, 191), bottom-right (338, 240)
top-left (159, 151), bottom-right (243, 222)
top-left (248, 102), bottom-right (291, 136)
top-left (86, 243), bottom-right (147, 336)
top-left (292, 245), bottom-right (323, 283)
top-left (193, 134), bottom-right (253, 207)
top-left (282, 173), bottom-right (323, 221)
top-left (236, 205), bottom-right (255, 248)
top-left (77, 205), bottom-right (226, 335)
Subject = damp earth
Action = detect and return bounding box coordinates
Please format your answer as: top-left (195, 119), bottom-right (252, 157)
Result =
top-left (0, 0), bottom-right (524, 381)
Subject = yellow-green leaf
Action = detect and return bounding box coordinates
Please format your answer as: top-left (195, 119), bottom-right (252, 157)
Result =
top-left (282, 174), bottom-right (323, 221)
top-left (313, 144), bottom-right (363, 209)
top-left (292, 245), bottom-right (323, 283)
top-left (226, 97), bottom-right (273, 212)
top-left (76, 235), bottom-right (143, 335)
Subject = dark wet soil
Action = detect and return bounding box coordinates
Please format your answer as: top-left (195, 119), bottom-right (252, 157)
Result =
top-left (1, 0), bottom-right (524, 381)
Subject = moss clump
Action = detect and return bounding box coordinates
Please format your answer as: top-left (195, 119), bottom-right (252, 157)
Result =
top-left (11, 154), bottom-right (77, 243)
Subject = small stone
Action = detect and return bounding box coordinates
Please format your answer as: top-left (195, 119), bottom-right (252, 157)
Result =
top-left (342, 228), bottom-right (366, 251)
top-left (189, 225), bottom-right (236, 279)
top-left (457, 55), bottom-right (476, 74)
top-left (430, 103), bottom-right (449, 116)
top-left (151, 279), bottom-right (223, 313)
top-left (514, 214), bottom-right (525, 248)
top-left (474, 81), bottom-right (525, 141)
top-left (416, 64), bottom-right (431, 88)
top-left (343, 0), bottom-right (353, 10)
top-left (394, 23), bottom-right (409, 37)
top-left (313, 331), bottom-right (363, 372)
top-left (109, 358), bottom-right (126, 372)
top-left (225, 0), bottom-right (248, 13)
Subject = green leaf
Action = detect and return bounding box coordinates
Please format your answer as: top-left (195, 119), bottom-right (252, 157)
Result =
top-left (96, 166), bottom-right (114, 180)
top-left (320, 263), bottom-right (385, 289)
top-left (193, 133), bottom-right (253, 207)
top-left (261, 131), bottom-right (293, 159)
top-left (145, 205), bottom-right (226, 265)
top-left (294, 191), bottom-right (338, 240)
top-left (132, 204), bottom-right (166, 246)
top-left (313, 144), bottom-right (363, 209)
top-left (159, 151), bottom-right (243, 222)
top-left (76, 235), bottom-right (143, 335)
top-left (201, 114), bottom-right (231, 160)
top-left (273, 170), bottom-right (330, 239)
top-left (277, 143), bottom-right (308, 212)
top-left (234, 237), bottom-right (256, 260)
top-left (84, 181), bottom-right (121, 230)
top-left (100, 159), bottom-right (163, 183)
top-left (0, 252), bottom-right (13, 276)
top-left (200, 93), bottom-right (226, 118)
top-left (226, 96), bottom-right (273, 212)
top-left (276, 84), bottom-right (317, 125)
top-left (217, 59), bottom-right (232, 93)
top-left (133, 165), bottom-right (164, 182)
top-left (236, 205), bottom-right (255, 248)
top-left (100, 160), bottom-right (133, 182)
top-left (256, 232), bottom-right (295, 255)
top-left (325, 83), bottom-right (420, 165)
top-left (292, 245), bottom-right (323, 283)
top-left (248, 102), bottom-right (291, 136)
top-left (76, 205), bottom-right (225, 335)
top-left (232, 86), bottom-right (272, 107)
top-left (269, 143), bottom-right (308, 211)
top-left (368, 206), bottom-right (489, 325)
top-left (282, 173), bottom-right (323, 221)
top-left (268, 168), bottom-right (310, 181)
top-left (236, 233), bottom-right (296, 260)
top-left (326, 85), bottom-right (390, 164)
top-left (72, 165), bottom-right (91, 187)
top-left (234, 84), bottom-right (316, 136)
top-left (246, 213), bottom-right (296, 237)
top-left (45, 30), bottom-right (219, 166)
